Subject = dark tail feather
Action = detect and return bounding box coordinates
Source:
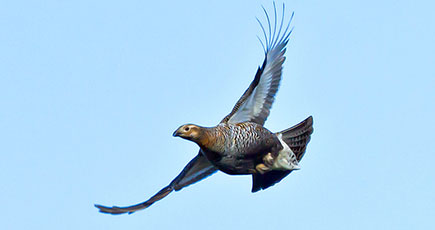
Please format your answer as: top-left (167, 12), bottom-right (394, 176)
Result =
top-left (251, 116), bottom-right (314, 193)
top-left (252, 170), bottom-right (291, 192)
top-left (279, 116), bottom-right (314, 161)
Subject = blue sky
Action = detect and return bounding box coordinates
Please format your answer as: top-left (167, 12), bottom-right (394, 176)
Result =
top-left (1, 0), bottom-right (434, 229)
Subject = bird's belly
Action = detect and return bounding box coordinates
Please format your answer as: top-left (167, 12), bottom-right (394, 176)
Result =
top-left (201, 148), bottom-right (258, 175)
top-left (216, 149), bottom-right (268, 175)
top-left (217, 157), bottom-right (256, 175)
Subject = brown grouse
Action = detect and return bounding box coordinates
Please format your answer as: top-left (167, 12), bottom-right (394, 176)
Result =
top-left (95, 4), bottom-right (313, 215)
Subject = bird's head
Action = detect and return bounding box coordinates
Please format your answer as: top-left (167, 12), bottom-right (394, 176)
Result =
top-left (173, 124), bottom-right (203, 142)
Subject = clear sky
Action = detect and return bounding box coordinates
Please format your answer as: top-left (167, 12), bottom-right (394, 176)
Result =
top-left (1, 0), bottom-right (434, 229)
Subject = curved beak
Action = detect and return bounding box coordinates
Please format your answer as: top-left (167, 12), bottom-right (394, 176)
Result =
top-left (173, 128), bottom-right (181, 137)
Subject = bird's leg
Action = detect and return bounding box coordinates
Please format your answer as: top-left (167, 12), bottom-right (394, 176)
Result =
top-left (263, 152), bottom-right (275, 166)
top-left (255, 152), bottom-right (276, 174)
top-left (255, 163), bottom-right (270, 174)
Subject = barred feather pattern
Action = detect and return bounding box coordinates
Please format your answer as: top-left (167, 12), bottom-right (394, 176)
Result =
top-left (205, 122), bottom-right (277, 157)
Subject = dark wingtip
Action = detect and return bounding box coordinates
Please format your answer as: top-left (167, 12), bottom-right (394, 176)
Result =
top-left (94, 204), bottom-right (129, 215)
top-left (307, 115), bottom-right (313, 124)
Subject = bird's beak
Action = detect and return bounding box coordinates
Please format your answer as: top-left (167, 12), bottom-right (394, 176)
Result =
top-left (173, 129), bottom-right (181, 137)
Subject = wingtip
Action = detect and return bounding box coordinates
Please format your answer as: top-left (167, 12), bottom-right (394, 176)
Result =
top-left (94, 203), bottom-right (104, 211)
top-left (94, 204), bottom-right (129, 215)
top-left (308, 116), bottom-right (314, 129)
top-left (307, 115), bottom-right (313, 123)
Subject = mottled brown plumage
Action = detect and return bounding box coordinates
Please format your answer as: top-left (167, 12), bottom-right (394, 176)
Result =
top-left (95, 4), bottom-right (313, 215)
top-left (174, 122), bottom-right (280, 175)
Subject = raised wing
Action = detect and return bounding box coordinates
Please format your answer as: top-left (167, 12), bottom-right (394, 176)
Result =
top-left (95, 152), bottom-right (217, 214)
top-left (221, 5), bottom-right (294, 126)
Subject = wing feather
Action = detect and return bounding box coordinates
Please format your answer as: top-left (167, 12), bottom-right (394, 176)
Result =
top-left (95, 152), bottom-right (217, 214)
top-left (222, 7), bottom-right (294, 125)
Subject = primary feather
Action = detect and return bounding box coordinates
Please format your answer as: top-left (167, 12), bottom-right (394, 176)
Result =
top-left (221, 8), bottom-right (294, 125)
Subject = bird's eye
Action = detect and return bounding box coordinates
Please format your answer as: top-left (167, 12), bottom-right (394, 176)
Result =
top-left (184, 127), bottom-right (190, 131)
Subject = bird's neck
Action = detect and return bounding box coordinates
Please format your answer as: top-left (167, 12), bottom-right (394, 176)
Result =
top-left (195, 127), bottom-right (223, 152)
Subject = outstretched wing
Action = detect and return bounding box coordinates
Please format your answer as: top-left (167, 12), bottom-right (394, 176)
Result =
top-left (95, 152), bottom-right (217, 214)
top-left (221, 7), bottom-right (294, 126)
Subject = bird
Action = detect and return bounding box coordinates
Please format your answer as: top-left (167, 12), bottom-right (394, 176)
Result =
top-left (95, 3), bottom-right (313, 215)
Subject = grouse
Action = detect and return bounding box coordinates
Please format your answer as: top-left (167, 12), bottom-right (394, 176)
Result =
top-left (95, 4), bottom-right (313, 215)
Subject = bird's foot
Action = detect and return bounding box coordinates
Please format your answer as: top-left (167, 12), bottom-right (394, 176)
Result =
top-left (255, 163), bottom-right (271, 174)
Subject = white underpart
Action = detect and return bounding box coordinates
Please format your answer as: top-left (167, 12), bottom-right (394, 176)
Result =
top-left (271, 133), bottom-right (300, 171)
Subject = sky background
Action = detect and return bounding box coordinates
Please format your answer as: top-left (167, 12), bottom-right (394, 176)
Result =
top-left (1, 0), bottom-right (434, 229)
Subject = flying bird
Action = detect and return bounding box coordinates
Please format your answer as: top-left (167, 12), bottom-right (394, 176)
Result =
top-left (95, 4), bottom-right (313, 215)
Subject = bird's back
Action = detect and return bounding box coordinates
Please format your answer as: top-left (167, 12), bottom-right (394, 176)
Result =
top-left (201, 122), bottom-right (279, 175)
top-left (221, 122), bottom-right (276, 155)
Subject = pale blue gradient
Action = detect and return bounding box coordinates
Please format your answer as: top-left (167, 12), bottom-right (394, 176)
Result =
top-left (1, 0), bottom-right (434, 229)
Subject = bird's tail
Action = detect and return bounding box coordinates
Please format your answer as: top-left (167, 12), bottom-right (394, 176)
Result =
top-left (251, 116), bottom-right (313, 193)
top-left (277, 116), bottom-right (314, 162)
